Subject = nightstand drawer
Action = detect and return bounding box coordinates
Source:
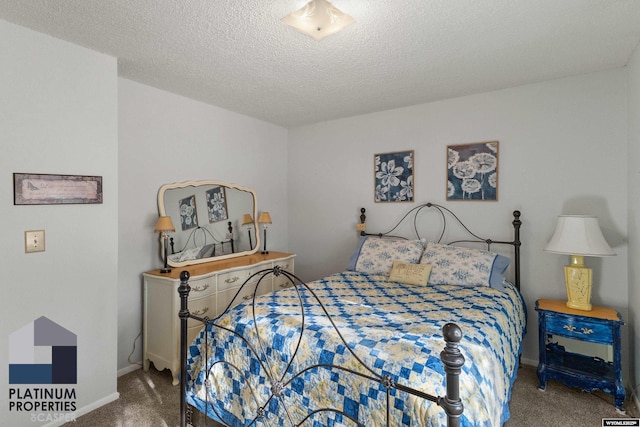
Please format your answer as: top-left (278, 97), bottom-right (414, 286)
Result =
top-left (545, 315), bottom-right (613, 344)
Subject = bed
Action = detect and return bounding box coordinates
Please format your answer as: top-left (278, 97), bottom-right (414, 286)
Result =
top-left (178, 204), bottom-right (526, 427)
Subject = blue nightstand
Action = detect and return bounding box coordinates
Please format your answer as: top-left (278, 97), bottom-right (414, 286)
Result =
top-left (535, 299), bottom-right (625, 412)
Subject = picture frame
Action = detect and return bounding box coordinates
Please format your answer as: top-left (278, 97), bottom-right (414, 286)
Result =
top-left (13, 173), bottom-right (103, 205)
top-left (206, 186), bottom-right (228, 223)
top-left (179, 195), bottom-right (198, 230)
top-left (374, 150), bottom-right (414, 203)
top-left (447, 141), bottom-right (498, 201)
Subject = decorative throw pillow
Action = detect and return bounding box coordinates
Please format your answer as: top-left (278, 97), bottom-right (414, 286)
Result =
top-left (389, 261), bottom-right (432, 286)
top-left (420, 241), bottom-right (510, 290)
top-left (346, 236), bottom-right (425, 276)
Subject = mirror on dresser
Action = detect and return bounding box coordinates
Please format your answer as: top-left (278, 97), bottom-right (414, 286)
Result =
top-left (157, 180), bottom-right (259, 267)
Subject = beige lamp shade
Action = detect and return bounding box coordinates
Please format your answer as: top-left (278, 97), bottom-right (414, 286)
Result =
top-left (241, 214), bottom-right (254, 226)
top-left (258, 212), bottom-right (272, 225)
top-left (281, 0), bottom-right (355, 41)
top-left (154, 216), bottom-right (175, 233)
top-left (544, 215), bottom-right (615, 257)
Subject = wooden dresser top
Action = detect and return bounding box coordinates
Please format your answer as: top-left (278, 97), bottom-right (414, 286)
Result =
top-left (144, 251), bottom-right (294, 279)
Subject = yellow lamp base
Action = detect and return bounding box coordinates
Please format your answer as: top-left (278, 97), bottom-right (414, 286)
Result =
top-left (564, 255), bottom-right (592, 311)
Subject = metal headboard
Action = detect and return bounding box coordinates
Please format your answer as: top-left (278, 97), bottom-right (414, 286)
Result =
top-left (357, 203), bottom-right (522, 291)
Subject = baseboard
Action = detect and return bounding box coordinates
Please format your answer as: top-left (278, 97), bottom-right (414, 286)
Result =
top-left (118, 363), bottom-right (142, 377)
top-left (41, 392), bottom-right (120, 427)
top-left (519, 356), bottom-right (537, 367)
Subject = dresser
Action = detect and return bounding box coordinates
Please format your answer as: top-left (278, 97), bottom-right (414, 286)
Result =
top-left (535, 298), bottom-right (625, 412)
top-left (143, 251), bottom-right (295, 384)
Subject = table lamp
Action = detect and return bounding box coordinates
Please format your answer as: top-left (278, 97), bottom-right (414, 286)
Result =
top-left (258, 212), bottom-right (272, 254)
top-left (544, 215), bottom-right (615, 311)
top-left (241, 214), bottom-right (254, 249)
top-left (154, 216), bottom-right (175, 273)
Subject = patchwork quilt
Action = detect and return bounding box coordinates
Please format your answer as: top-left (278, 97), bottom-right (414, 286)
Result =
top-left (185, 271), bottom-right (526, 427)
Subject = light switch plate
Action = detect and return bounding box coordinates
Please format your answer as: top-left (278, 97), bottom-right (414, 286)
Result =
top-left (25, 230), bottom-right (45, 253)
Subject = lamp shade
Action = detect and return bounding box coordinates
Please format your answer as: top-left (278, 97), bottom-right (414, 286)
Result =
top-left (544, 215), bottom-right (615, 257)
top-left (241, 214), bottom-right (254, 226)
top-left (281, 0), bottom-right (355, 41)
top-left (258, 212), bottom-right (272, 225)
top-left (154, 216), bottom-right (175, 233)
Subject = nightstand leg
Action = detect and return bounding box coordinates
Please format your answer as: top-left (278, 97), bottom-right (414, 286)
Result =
top-left (536, 364), bottom-right (547, 391)
top-left (614, 381), bottom-right (625, 412)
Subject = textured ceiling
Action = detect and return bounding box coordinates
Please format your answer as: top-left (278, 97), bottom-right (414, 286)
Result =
top-left (1, 1), bottom-right (640, 128)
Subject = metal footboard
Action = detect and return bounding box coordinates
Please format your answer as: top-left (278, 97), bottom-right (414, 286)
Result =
top-left (179, 267), bottom-right (464, 427)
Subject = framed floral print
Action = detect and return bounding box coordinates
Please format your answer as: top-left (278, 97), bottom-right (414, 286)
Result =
top-left (374, 150), bottom-right (414, 203)
top-left (179, 195), bottom-right (198, 230)
top-left (447, 141), bottom-right (498, 201)
top-left (206, 186), bottom-right (228, 223)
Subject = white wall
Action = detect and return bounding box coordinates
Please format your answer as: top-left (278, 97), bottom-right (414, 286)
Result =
top-left (0, 20), bottom-right (118, 426)
top-left (288, 69), bottom-right (629, 373)
top-left (626, 42), bottom-right (640, 403)
top-left (117, 79), bottom-right (289, 372)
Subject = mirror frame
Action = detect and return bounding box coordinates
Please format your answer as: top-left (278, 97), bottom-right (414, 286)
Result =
top-left (157, 180), bottom-right (259, 267)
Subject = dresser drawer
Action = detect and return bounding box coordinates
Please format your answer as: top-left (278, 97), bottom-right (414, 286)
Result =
top-left (545, 314), bottom-right (613, 344)
top-left (274, 257), bottom-right (294, 272)
top-left (218, 269), bottom-right (250, 290)
top-left (187, 295), bottom-right (215, 326)
top-left (187, 276), bottom-right (216, 298)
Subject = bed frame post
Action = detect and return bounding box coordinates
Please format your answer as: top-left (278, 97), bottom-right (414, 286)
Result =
top-left (512, 210), bottom-right (522, 291)
top-left (439, 323), bottom-right (464, 427)
top-left (178, 271), bottom-right (191, 427)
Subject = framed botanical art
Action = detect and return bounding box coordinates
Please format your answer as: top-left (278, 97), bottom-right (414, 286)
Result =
top-left (179, 195), bottom-right (198, 230)
top-left (447, 141), bottom-right (498, 201)
top-left (206, 186), bottom-right (228, 223)
top-left (374, 150), bottom-right (414, 202)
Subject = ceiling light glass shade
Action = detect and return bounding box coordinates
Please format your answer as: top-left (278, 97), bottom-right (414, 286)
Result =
top-left (281, 0), bottom-right (355, 41)
top-left (544, 215), bottom-right (615, 257)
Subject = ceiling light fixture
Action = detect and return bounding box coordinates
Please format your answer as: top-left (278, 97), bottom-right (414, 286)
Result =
top-left (281, 0), bottom-right (355, 41)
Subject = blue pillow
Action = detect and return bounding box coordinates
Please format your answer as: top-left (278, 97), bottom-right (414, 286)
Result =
top-left (346, 236), bottom-right (367, 271)
top-left (489, 254), bottom-right (510, 291)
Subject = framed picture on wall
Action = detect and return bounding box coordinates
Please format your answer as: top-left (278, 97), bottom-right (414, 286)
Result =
top-left (179, 195), bottom-right (198, 230)
top-left (447, 141), bottom-right (498, 201)
top-left (206, 186), bottom-right (228, 223)
top-left (374, 150), bottom-right (414, 202)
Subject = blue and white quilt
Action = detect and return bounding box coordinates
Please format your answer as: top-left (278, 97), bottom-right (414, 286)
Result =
top-left (185, 271), bottom-right (526, 427)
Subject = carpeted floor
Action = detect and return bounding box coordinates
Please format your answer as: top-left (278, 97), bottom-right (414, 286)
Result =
top-left (66, 364), bottom-right (638, 426)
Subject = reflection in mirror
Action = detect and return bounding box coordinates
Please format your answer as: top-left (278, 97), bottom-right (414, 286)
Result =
top-left (158, 181), bottom-right (259, 267)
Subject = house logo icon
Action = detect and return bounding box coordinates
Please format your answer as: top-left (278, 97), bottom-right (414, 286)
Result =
top-left (9, 316), bottom-right (77, 384)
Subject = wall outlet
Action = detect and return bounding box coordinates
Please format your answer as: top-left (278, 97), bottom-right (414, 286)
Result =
top-left (25, 230), bottom-right (45, 253)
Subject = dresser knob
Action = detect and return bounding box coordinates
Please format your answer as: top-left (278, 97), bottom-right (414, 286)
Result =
top-left (192, 284), bottom-right (210, 292)
top-left (225, 276), bottom-right (239, 284)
